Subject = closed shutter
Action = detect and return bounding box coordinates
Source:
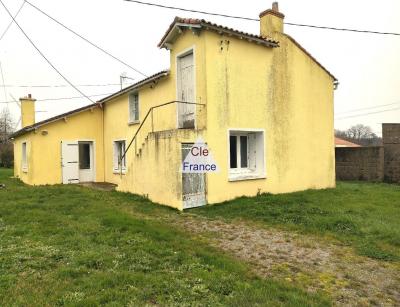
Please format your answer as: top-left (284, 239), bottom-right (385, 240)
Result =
top-left (248, 133), bottom-right (257, 171)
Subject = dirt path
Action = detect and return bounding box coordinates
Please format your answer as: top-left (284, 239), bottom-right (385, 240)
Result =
top-left (159, 213), bottom-right (400, 306)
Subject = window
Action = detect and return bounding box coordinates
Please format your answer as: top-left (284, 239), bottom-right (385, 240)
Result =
top-left (21, 142), bottom-right (27, 171)
top-left (113, 140), bottom-right (126, 172)
top-left (79, 143), bottom-right (91, 170)
top-left (129, 93), bottom-right (139, 123)
top-left (229, 130), bottom-right (265, 181)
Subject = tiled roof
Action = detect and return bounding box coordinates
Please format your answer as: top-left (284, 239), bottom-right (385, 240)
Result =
top-left (98, 70), bottom-right (169, 103)
top-left (10, 70), bottom-right (170, 139)
top-left (158, 17), bottom-right (279, 48)
top-left (335, 137), bottom-right (361, 147)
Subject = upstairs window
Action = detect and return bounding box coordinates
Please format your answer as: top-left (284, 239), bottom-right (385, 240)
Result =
top-left (113, 140), bottom-right (126, 172)
top-left (229, 130), bottom-right (265, 181)
top-left (22, 142), bottom-right (27, 171)
top-left (129, 93), bottom-right (139, 123)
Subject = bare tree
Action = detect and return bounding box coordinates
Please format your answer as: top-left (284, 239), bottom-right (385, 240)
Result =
top-left (335, 124), bottom-right (381, 146)
top-left (0, 108), bottom-right (15, 167)
top-left (346, 124), bottom-right (377, 140)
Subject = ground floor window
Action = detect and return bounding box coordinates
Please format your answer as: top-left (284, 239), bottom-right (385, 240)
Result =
top-left (21, 142), bottom-right (27, 171)
top-left (228, 130), bottom-right (265, 181)
top-left (113, 140), bottom-right (126, 172)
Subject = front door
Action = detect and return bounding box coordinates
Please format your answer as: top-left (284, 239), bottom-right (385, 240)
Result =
top-left (181, 143), bottom-right (206, 209)
top-left (78, 141), bottom-right (94, 182)
top-left (177, 52), bottom-right (195, 129)
top-left (61, 141), bottom-right (79, 184)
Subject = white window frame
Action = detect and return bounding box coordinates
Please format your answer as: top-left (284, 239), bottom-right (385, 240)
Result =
top-left (113, 140), bottom-right (127, 174)
top-left (228, 129), bottom-right (266, 181)
top-left (21, 141), bottom-right (28, 172)
top-left (128, 92), bottom-right (139, 124)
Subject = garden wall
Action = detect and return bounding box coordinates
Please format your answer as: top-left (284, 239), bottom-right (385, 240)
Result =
top-left (335, 123), bottom-right (400, 183)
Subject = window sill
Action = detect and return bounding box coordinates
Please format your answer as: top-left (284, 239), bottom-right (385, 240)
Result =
top-left (113, 169), bottom-right (127, 175)
top-left (22, 167), bottom-right (28, 173)
top-left (228, 173), bottom-right (265, 182)
top-left (128, 120), bottom-right (140, 126)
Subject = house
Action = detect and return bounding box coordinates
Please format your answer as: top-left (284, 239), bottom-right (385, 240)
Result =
top-left (11, 3), bottom-right (337, 210)
top-left (335, 137), bottom-right (361, 147)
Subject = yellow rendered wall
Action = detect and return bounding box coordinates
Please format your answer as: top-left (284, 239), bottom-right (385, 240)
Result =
top-left (13, 107), bottom-right (104, 185)
top-left (203, 31), bottom-right (335, 204)
top-left (103, 29), bottom-right (207, 210)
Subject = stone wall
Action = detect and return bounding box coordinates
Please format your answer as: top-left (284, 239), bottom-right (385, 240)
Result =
top-left (335, 147), bottom-right (384, 181)
top-left (383, 124), bottom-right (400, 183)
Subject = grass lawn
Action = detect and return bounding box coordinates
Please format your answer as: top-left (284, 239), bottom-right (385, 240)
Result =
top-left (0, 168), bottom-right (329, 306)
top-left (194, 182), bottom-right (400, 261)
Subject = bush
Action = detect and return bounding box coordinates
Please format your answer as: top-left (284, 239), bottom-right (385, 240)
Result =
top-left (0, 142), bottom-right (13, 168)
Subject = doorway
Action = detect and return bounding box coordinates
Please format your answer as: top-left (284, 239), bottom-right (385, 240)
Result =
top-left (181, 143), bottom-right (206, 209)
top-left (78, 141), bottom-right (94, 182)
top-left (177, 51), bottom-right (195, 129)
top-left (61, 140), bottom-right (94, 184)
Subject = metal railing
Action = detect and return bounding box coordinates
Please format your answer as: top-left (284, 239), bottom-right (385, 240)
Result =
top-left (118, 100), bottom-right (206, 176)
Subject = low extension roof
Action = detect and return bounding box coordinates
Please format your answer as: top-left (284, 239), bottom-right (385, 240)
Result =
top-left (10, 70), bottom-right (170, 139)
top-left (158, 17), bottom-right (279, 49)
top-left (335, 137), bottom-right (361, 147)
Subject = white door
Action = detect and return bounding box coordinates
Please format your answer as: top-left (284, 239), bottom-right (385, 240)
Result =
top-left (177, 52), bottom-right (195, 128)
top-left (61, 141), bottom-right (79, 184)
top-left (181, 143), bottom-right (206, 209)
top-left (78, 142), bottom-right (94, 182)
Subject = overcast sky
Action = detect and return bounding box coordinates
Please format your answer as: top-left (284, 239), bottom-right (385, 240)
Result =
top-left (0, 0), bottom-right (399, 135)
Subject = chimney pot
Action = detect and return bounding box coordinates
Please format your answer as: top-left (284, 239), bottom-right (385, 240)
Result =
top-left (28, 93), bottom-right (32, 99)
top-left (272, 2), bottom-right (279, 12)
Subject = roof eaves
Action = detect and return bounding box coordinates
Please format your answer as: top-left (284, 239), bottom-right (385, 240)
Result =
top-left (10, 70), bottom-right (170, 139)
top-left (10, 103), bottom-right (102, 139)
top-left (158, 17), bottom-right (279, 49)
top-left (283, 33), bottom-right (337, 82)
top-left (98, 70), bottom-right (169, 104)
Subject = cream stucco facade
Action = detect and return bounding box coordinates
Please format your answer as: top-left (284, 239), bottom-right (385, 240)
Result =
top-left (12, 5), bottom-right (336, 210)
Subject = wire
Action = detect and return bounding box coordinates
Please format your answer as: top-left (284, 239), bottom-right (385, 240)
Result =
top-left (0, 92), bottom-right (113, 104)
top-left (124, 0), bottom-right (400, 36)
top-left (0, 61), bottom-right (7, 102)
top-left (335, 106), bottom-right (400, 120)
top-left (125, 0), bottom-right (258, 21)
top-left (2, 83), bottom-right (121, 88)
top-left (25, 0), bottom-right (148, 77)
top-left (336, 101), bottom-right (400, 115)
top-left (0, 0), bottom-right (96, 104)
top-left (0, 0), bottom-right (25, 42)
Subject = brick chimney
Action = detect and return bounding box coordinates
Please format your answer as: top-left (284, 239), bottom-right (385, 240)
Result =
top-left (20, 94), bottom-right (36, 128)
top-left (259, 2), bottom-right (285, 37)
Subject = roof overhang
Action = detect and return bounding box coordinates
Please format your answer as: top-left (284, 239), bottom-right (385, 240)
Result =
top-left (11, 70), bottom-right (170, 139)
top-left (158, 18), bottom-right (279, 49)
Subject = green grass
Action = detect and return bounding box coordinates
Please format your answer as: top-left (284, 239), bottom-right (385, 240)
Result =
top-left (0, 168), bottom-right (329, 306)
top-left (193, 182), bottom-right (400, 261)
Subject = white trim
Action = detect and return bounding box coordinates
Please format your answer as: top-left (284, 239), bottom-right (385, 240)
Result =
top-left (112, 139), bottom-right (127, 174)
top-left (175, 45), bottom-right (197, 129)
top-left (227, 128), bottom-right (266, 181)
top-left (21, 140), bottom-right (28, 173)
top-left (128, 92), bottom-right (139, 124)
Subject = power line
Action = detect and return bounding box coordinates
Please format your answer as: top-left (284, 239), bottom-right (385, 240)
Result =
top-left (0, 0), bottom-right (96, 104)
top-left (124, 0), bottom-right (400, 36)
top-left (0, 92), bottom-right (113, 104)
top-left (335, 106), bottom-right (400, 120)
top-left (2, 83), bottom-right (121, 88)
top-left (25, 0), bottom-right (148, 77)
top-left (0, 61), bottom-right (7, 101)
top-left (336, 101), bottom-right (400, 115)
top-left (0, 0), bottom-right (25, 42)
